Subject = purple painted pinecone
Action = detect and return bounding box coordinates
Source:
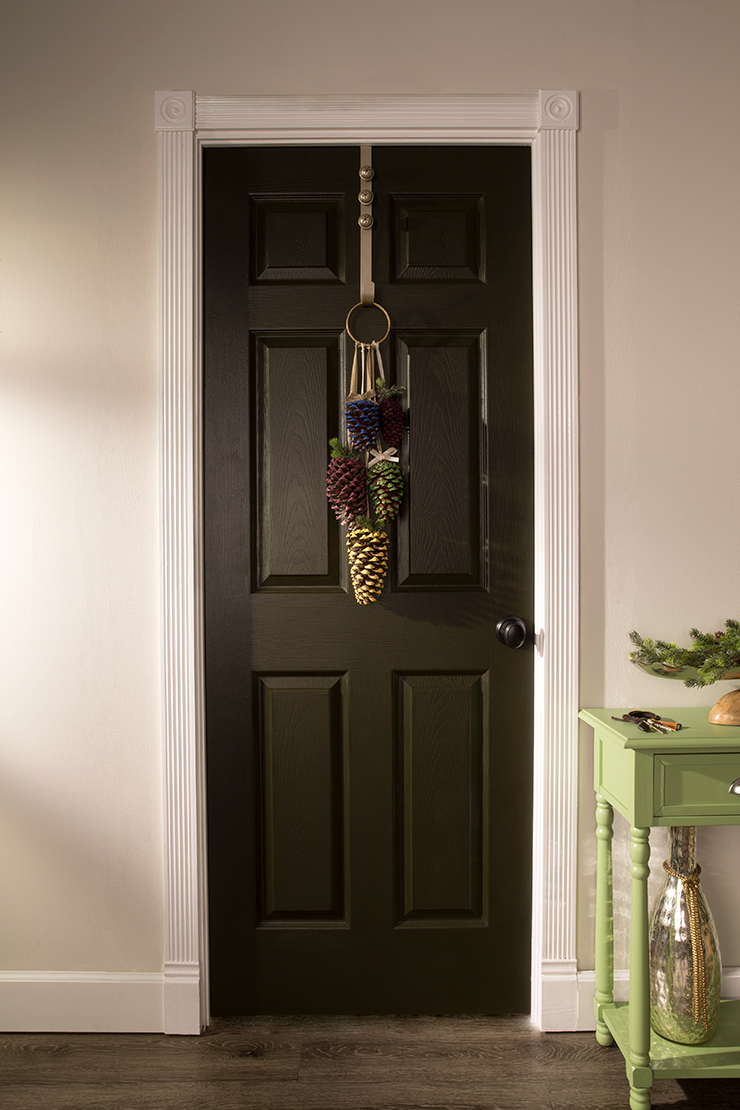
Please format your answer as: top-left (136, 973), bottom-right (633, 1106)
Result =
top-left (326, 439), bottom-right (367, 522)
top-left (378, 397), bottom-right (404, 448)
top-left (346, 399), bottom-right (380, 451)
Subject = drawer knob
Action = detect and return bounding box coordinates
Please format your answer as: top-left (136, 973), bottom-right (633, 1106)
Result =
top-left (729, 778), bottom-right (740, 795)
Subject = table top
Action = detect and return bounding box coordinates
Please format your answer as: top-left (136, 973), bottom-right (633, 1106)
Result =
top-left (579, 707), bottom-right (740, 750)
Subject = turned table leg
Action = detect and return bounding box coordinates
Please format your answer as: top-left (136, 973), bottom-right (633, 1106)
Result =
top-left (628, 826), bottom-right (653, 1110)
top-left (594, 793), bottom-right (615, 1046)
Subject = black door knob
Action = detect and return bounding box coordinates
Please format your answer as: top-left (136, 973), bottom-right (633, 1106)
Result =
top-left (496, 616), bottom-right (528, 649)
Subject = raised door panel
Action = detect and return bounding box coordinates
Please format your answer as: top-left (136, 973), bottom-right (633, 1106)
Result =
top-left (253, 334), bottom-right (342, 590)
top-left (258, 674), bottom-right (348, 923)
top-left (392, 195), bottom-right (484, 282)
top-left (252, 195), bottom-right (345, 284)
top-left (395, 672), bottom-right (488, 925)
top-left (394, 332), bottom-right (485, 590)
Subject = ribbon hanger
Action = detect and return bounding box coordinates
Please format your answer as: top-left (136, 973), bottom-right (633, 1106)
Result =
top-left (359, 146), bottom-right (375, 305)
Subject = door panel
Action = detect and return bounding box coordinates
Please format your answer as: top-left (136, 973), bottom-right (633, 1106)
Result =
top-left (251, 194), bottom-right (345, 284)
top-left (257, 674), bottom-right (347, 924)
top-left (204, 144), bottom-right (533, 1015)
top-left (396, 672), bottom-right (487, 925)
top-left (253, 333), bottom-right (341, 589)
top-left (392, 194), bottom-right (484, 282)
top-left (395, 332), bottom-right (484, 588)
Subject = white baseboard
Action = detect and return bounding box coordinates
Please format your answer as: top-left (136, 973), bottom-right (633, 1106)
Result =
top-left (574, 967), bottom-right (740, 1032)
top-left (0, 971), bottom-right (164, 1033)
top-left (3, 966), bottom-right (738, 1035)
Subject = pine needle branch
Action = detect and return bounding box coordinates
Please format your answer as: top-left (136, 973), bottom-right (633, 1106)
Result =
top-left (352, 515), bottom-right (386, 533)
top-left (375, 378), bottom-right (406, 401)
top-left (630, 620), bottom-right (740, 686)
top-left (329, 437), bottom-right (358, 460)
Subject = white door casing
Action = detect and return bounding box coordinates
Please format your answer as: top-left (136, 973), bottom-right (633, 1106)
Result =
top-left (156, 91), bottom-right (579, 1034)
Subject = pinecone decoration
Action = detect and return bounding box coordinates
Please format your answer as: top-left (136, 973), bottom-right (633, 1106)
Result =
top-left (345, 398), bottom-right (380, 451)
top-left (346, 519), bottom-right (389, 604)
top-left (376, 378), bottom-right (406, 448)
top-left (368, 460), bottom-right (404, 522)
top-left (326, 438), bottom-right (367, 524)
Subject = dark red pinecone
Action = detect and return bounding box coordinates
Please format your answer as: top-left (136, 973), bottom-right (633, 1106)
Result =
top-left (378, 398), bottom-right (404, 447)
top-left (375, 378), bottom-right (406, 448)
top-left (326, 438), bottom-right (367, 523)
top-left (345, 399), bottom-right (380, 451)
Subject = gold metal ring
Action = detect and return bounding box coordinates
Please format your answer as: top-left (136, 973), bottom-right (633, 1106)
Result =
top-left (345, 301), bottom-right (391, 344)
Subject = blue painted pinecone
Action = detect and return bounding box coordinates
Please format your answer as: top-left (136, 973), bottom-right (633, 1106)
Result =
top-left (346, 399), bottom-right (380, 451)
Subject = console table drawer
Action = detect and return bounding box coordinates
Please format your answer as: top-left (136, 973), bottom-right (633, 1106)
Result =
top-left (654, 753), bottom-right (740, 818)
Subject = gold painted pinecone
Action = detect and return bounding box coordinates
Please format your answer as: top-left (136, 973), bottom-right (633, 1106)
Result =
top-left (346, 523), bottom-right (389, 604)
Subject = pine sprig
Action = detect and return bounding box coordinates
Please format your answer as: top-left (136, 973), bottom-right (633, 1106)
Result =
top-left (329, 436), bottom-right (357, 460)
top-left (375, 377), bottom-right (406, 401)
top-left (351, 515), bottom-right (386, 534)
top-left (629, 620), bottom-right (740, 686)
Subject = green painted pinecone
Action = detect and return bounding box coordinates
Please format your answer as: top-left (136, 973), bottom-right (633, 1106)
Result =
top-left (326, 439), bottom-right (367, 522)
top-left (346, 523), bottom-right (389, 604)
top-left (368, 461), bottom-right (403, 522)
top-left (378, 397), bottom-right (404, 448)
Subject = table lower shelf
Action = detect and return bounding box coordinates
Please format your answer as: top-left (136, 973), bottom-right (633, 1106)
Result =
top-left (603, 1000), bottom-right (740, 1078)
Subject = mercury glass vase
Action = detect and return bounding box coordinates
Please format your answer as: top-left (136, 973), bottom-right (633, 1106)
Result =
top-left (649, 826), bottom-right (722, 1044)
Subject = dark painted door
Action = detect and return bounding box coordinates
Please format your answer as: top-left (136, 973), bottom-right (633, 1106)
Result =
top-left (204, 145), bottom-right (533, 1015)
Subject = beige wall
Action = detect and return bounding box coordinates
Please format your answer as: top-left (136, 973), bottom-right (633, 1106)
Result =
top-left (2, 0), bottom-right (739, 980)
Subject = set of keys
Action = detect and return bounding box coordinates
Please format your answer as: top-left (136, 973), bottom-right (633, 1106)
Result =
top-left (611, 710), bottom-right (683, 733)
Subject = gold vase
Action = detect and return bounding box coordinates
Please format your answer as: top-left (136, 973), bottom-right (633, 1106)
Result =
top-left (648, 826), bottom-right (721, 1044)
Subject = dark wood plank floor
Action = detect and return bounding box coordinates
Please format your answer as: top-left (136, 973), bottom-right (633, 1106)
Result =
top-left (1, 1015), bottom-right (739, 1109)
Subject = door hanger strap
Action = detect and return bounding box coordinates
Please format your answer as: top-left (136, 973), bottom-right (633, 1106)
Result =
top-left (346, 148), bottom-right (392, 349)
top-left (359, 145), bottom-right (375, 305)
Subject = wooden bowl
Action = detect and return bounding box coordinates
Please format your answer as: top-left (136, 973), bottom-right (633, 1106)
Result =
top-left (709, 689), bottom-right (740, 725)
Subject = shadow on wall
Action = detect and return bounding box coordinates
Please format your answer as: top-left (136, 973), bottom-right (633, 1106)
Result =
top-left (578, 86), bottom-right (621, 710)
top-left (0, 757), bottom-right (162, 968)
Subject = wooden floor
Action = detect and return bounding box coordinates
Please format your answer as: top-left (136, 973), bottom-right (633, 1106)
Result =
top-left (1, 1015), bottom-right (739, 1109)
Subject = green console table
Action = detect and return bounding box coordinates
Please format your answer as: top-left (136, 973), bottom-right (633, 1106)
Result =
top-left (580, 707), bottom-right (740, 1110)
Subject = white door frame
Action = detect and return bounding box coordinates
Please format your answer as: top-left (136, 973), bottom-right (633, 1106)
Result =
top-left (155, 91), bottom-right (580, 1034)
